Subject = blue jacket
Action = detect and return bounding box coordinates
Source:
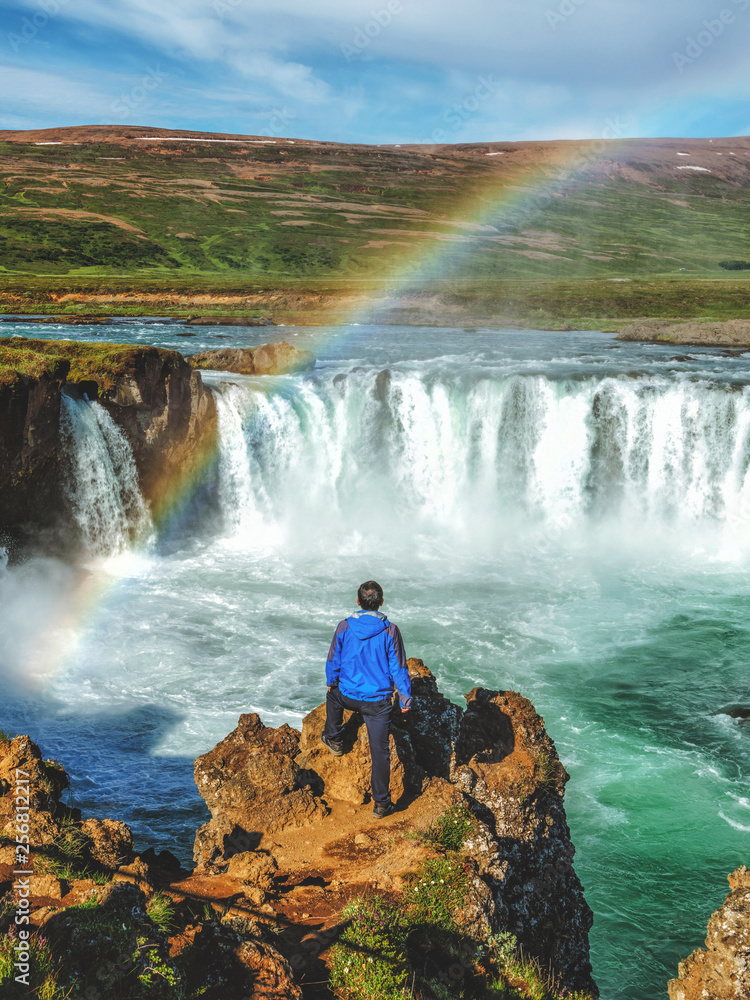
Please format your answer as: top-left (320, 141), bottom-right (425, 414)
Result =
top-left (326, 610), bottom-right (412, 708)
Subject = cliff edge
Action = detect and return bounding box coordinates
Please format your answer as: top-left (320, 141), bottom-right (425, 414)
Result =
top-left (0, 660), bottom-right (597, 999)
top-left (668, 866), bottom-right (750, 1000)
top-left (0, 337), bottom-right (217, 555)
top-left (193, 658), bottom-right (598, 998)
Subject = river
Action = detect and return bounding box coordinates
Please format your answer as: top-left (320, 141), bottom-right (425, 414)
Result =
top-left (2, 321), bottom-right (750, 999)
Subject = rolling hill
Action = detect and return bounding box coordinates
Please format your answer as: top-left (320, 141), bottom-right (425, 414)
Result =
top-left (0, 125), bottom-right (749, 326)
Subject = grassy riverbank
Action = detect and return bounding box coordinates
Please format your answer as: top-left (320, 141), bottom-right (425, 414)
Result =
top-left (2, 275), bottom-right (749, 330)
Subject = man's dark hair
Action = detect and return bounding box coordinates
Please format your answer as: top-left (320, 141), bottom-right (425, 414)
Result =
top-left (358, 580), bottom-right (384, 610)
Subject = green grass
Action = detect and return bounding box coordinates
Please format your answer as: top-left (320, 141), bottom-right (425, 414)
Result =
top-left (403, 855), bottom-right (471, 931)
top-left (329, 805), bottom-right (594, 1000)
top-left (416, 802), bottom-right (476, 853)
top-left (484, 932), bottom-right (595, 1000)
top-left (0, 337), bottom-right (181, 392)
top-left (146, 894), bottom-right (176, 934)
top-left (329, 895), bottom-right (411, 1000)
top-left (0, 929), bottom-right (59, 1000)
top-left (2, 135), bottom-right (750, 297)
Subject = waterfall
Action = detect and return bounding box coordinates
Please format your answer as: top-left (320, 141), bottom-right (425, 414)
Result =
top-left (59, 394), bottom-right (151, 556)
top-left (210, 370), bottom-right (750, 545)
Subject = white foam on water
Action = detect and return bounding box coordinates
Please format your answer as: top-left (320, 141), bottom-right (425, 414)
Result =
top-left (60, 394), bottom-right (151, 556)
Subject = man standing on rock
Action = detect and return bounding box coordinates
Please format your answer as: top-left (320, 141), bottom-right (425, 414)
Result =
top-left (322, 580), bottom-right (412, 818)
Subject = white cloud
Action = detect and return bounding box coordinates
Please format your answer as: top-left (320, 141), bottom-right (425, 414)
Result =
top-left (4, 0), bottom-right (749, 140)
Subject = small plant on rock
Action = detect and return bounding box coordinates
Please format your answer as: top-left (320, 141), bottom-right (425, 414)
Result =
top-left (420, 801), bottom-right (476, 852)
top-left (146, 893), bottom-right (176, 934)
top-left (404, 855), bottom-right (470, 931)
top-left (329, 894), bottom-right (411, 1000)
top-left (0, 928), bottom-right (57, 999)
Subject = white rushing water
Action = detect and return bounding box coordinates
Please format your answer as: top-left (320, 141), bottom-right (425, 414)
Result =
top-left (209, 367), bottom-right (750, 550)
top-left (59, 393), bottom-right (151, 554)
top-left (2, 326), bottom-right (750, 1000)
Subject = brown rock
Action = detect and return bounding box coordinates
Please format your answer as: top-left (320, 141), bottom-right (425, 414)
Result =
top-left (96, 348), bottom-right (218, 522)
top-left (251, 341), bottom-right (315, 375)
top-left (0, 735), bottom-right (69, 811)
top-left (193, 713), bottom-right (327, 863)
top-left (668, 866), bottom-right (750, 1000)
top-left (235, 936), bottom-right (303, 999)
top-left (188, 341), bottom-right (315, 376)
top-left (28, 872), bottom-right (67, 901)
top-left (81, 817), bottom-right (134, 869)
top-left (0, 736), bottom-right (68, 847)
top-left (226, 851), bottom-right (278, 889)
top-left (297, 701), bottom-right (422, 806)
top-left (618, 318), bottom-right (750, 347)
top-left (192, 669), bottom-right (597, 998)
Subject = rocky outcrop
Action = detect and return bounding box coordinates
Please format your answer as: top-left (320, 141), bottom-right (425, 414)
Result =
top-left (0, 361), bottom-right (71, 552)
top-left (91, 346), bottom-right (217, 520)
top-left (185, 315), bottom-right (275, 327)
top-left (0, 338), bottom-right (217, 555)
top-left (668, 867), bottom-right (750, 999)
top-left (193, 712), bottom-right (328, 862)
top-left (187, 341), bottom-right (315, 376)
top-left (618, 319), bottom-right (750, 347)
top-left (0, 732), bottom-right (302, 1000)
top-left (193, 658), bottom-right (597, 997)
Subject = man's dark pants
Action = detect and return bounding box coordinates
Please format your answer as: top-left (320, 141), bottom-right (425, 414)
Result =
top-left (323, 685), bottom-right (393, 806)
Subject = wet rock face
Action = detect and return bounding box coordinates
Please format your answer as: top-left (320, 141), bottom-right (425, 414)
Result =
top-left (96, 348), bottom-right (217, 519)
top-left (0, 344), bottom-right (217, 556)
top-left (668, 866), bottom-right (750, 1000)
top-left (0, 364), bottom-right (71, 552)
top-left (193, 660), bottom-right (597, 997)
top-left (187, 341), bottom-right (315, 376)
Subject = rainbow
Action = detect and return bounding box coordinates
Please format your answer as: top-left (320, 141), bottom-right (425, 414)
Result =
top-left (301, 135), bottom-right (624, 340)
top-left (18, 136), bottom-right (622, 688)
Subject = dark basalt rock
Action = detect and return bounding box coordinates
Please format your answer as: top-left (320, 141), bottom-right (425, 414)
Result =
top-left (0, 339), bottom-right (217, 557)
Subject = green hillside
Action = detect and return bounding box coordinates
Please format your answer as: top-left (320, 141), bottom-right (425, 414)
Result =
top-left (0, 126), bottom-right (748, 325)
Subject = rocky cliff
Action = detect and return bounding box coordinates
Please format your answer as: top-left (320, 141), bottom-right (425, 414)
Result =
top-left (0, 337), bottom-right (217, 556)
top-left (0, 337), bottom-right (317, 558)
top-left (193, 659), bottom-right (598, 998)
top-left (0, 661), bottom-right (598, 999)
top-left (0, 731), bottom-right (301, 999)
top-left (668, 867), bottom-right (750, 1000)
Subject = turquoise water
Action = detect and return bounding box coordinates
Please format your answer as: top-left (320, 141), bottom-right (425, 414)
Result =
top-left (2, 322), bottom-right (750, 998)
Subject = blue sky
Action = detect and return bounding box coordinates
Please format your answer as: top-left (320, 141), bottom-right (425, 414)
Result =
top-left (1, 0), bottom-right (749, 142)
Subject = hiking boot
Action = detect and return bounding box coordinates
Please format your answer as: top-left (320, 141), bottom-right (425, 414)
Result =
top-left (372, 802), bottom-right (395, 819)
top-left (321, 733), bottom-right (344, 756)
